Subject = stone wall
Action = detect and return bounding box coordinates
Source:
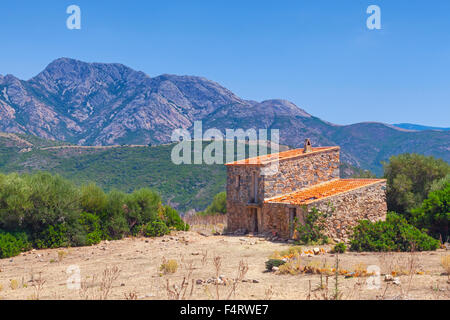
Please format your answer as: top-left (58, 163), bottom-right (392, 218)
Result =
top-left (306, 181), bottom-right (387, 242)
top-left (261, 204), bottom-right (290, 238)
top-left (226, 165), bottom-right (265, 205)
top-left (263, 148), bottom-right (340, 199)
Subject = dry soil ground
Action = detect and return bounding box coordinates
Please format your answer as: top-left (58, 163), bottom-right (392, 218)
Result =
top-left (0, 230), bottom-right (449, 300)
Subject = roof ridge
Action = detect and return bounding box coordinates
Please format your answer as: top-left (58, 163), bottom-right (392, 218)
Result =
top-left (225, 146), bottom-right (339, 166)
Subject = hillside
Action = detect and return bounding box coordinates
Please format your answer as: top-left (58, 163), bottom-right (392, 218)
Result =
top-left (392, 123), bottom-right (450, 132)
top-left (0, 133), bottom-right (367, 213)
top-left (0, 58), bottom-right (448, 176)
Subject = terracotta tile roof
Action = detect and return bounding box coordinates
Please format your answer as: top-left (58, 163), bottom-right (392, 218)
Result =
top-left (225, 146), bottom-right (339, 166)
top-left (264, 179), bottom-right (385, 205)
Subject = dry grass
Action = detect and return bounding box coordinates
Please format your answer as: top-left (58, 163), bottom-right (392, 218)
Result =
top-left (9, 279), bottom-right (18, 290)
top-left (184, 215), bottom-right (227, 235)
top-left (160, 258), bottom-right (179, 275)
top-left (441, 255), bottom-right (450, 279)
top-left (0, 232), bottom-right (448, 300)
top-left (79, 265), bottom-right (121, 300)
top-left (30, 272), bottom-right (46, 300)
top-left (165, 261), bottom-right (194, 300)
top-left (57, 250), bottom-right (68, 262)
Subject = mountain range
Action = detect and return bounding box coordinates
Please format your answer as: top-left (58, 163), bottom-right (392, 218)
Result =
top-left (0, 58), bottom-right (449, 175)
top-left (392, 123), bottom-right (450, 132)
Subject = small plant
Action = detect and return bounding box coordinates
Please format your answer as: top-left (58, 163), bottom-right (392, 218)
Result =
top-left (265, 259), bottom-right (286, 271)
top-left (352, 262), bottom-right (368, 277)
top-left (441, 255), bottom-right (450, 280)
top-left (278, 259), bottom-right (302, 275)
top-left (31, 273), bottom-right (46, 300)
top-left (160, 258), bottom-right (178, 274)
top-left (270, 246), bottom-right (303, 259)
top-left (10, 279), bottom-right (19, 290)
top-left (58, 250), bottom-right (68, 262)
top-left (99, 265), bottom-right (121, 300)
top-left (124, 289), bottom-right (138, 300)
top-left (333, 242), bottom-right (347, 253)
top-left (333, 253), bottom-right (343, 300)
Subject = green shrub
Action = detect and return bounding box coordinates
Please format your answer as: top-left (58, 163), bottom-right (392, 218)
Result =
top-left (333, 242), bottom-right (347, 253)
top-left (265, 259), bottom-right (287, 271)
top-left (0, 172), bottom-right (181, 251)
top-left (80, 183), bottom-right (107, 215)
top-left (294, 207), bottom-right (330, 245)
top-left (103, 190), bottom-right (130, 239)
top-left (143, 220), bottom-right (170, 237)
top-left (383, 154), bottom-right (450, 214)
top-left (161, 205), bottom-right (189, 231)
top-left (411, 182), bottom-right (449, 241)
top-left (79, 212), bottom-right (103, 245)
top-left (350, 213), bottom-right (440, 252)
top-left (125, 188), bottom-right (161, 234)
top-left (0, 231), bottom-right (32, 258)
top-left (34, 224), bottom-right (70, 249)
top-left (200, 192), bottom-right (226, 216)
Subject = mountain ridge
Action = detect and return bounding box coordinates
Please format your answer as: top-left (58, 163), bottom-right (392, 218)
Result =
top-left (0, 57), bottom-right (448, 175)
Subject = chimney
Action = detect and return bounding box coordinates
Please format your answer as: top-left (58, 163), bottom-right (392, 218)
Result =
top-left (304, 138), bottom-right (312, 153)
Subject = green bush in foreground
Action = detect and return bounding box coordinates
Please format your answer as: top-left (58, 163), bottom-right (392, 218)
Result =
top-left (294, 207), bottom-right (330, 245)
top-left (350, 213), bottom-right (440, 252)
top-left (0, 231), bottom-right (31, 258)
top-left (0, 172), bottom-right (187, 258)
top-left (265, 259), bottom-right (287, 271)
top-left (333, 242), bottom-right (347, 253)
top-left (411, 181), bottom-right (449, 241)
top-left (143, 220), bottom-right (170, 237)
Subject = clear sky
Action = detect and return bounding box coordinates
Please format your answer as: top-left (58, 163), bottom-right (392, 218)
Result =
top-left (0, 0), bottom-right (449, 127)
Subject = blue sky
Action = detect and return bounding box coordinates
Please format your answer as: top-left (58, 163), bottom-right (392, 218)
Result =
top-left (0, 0), bottom-right (449, 127)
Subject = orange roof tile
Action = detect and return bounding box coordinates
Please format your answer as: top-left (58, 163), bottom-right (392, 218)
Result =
top-left (264, 179), bottom-right (385, 205)
top-left (225, 146), bottom-right (339, 166)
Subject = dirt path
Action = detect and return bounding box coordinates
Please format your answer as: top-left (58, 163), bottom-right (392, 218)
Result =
top-left (0, 232), bottom-right (448, 300)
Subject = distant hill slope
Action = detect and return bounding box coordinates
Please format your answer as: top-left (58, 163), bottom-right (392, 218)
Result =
top-left (0, 58), bottom-right (449, 175)
top-left (392, 123), bottom-right (450, 131)
top-left (0, 133), bottom-right (366, 213)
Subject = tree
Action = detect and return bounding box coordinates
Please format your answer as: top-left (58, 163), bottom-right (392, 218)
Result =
top-left (383, 154), bottom-right (450, 214)
top-left (411, 182), bottom-right (449, 241)
top-left (201, 192), bottom-right (226, 215)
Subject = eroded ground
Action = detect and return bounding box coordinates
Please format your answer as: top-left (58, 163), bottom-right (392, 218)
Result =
top-left (0, 231), bottom-right (449, 300)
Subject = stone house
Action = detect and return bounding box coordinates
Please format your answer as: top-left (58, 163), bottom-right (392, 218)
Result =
top-left (225, 139), bottom-right (387, 241)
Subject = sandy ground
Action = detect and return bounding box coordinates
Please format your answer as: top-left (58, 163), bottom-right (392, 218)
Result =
top-left (0, 231), bottom-right (449, 300)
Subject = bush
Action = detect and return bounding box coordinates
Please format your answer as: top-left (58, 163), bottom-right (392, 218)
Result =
top-left (143, 220), bottom-right (170, 237)
top-left (80, 183), bottom-right (107, 215)
top-left (383, 154), bottom-right (450, 214)
top-left (103, 190), bottom-right (131, 239)
top-left (411, 182), bottom-right (449, 241)
top-left (0, 172), bottom-right (182, 254)
top-left (79, 212), bottom-right (103, 245)
top-left (160, 259), bottom-right (178, 274)
top-left (333, 242), bottom-right (347, 253)
top-left (34, 224), bottom-right (70, 249)
top-left (265, 259), bottom-right (286, 271)
top-left (200, 192), bottom-right (226, 216)
top-left (161, 205), bottom-right (189, 231)
top-left (350, 213), bottom-right (440, 252)
top-left (294, 207), bottom-right (330, 245)
top-left (124, 188), bottom-right (161, 234)
top-left (0, 231), bottom-right (31, 258)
